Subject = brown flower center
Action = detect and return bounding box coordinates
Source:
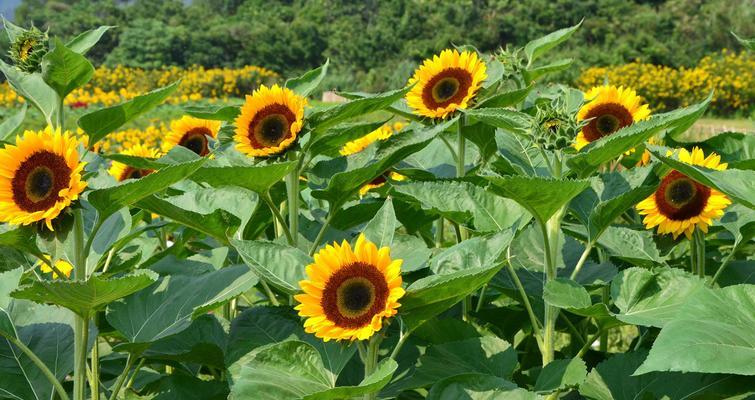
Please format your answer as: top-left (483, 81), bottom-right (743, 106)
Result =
top-left (11, 151), bottom-right (71, 212)
top-left (179, 127), bottom-right (212, 156)
top-left (582, 103), bottom-right (634, 142)
top-left (422, 68), bottom-right (473, 110)
top-left (655, 171), bottom-right (711, 220)
top-left (248, 104), bottom-right (296, 150)
top-left (321, 262), bottom-right (389, 328)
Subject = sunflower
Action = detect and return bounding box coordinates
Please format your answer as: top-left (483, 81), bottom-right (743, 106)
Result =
top-left (340, 123), bottom-right (403, 156)
top-left (406, 49), bottom-right (487, 119)
top-left (163, 116), bottom-right (221, 157)
top-left (636, 147), bottom-right (731, 239)
top-left (39, 255), bottom-right (73, 279)
top-left (359, 171), bottom-right (405, 197)
top-left (575, 85), bottom-right (651, 150)
top-left (0, 127), bottom-right (87, 230)
top-left (234, 84), bottom-right (306, 157)
top-left (295, 234), bottom-right (404, 342)
top-left (108, 144), bottom-right (161, 182)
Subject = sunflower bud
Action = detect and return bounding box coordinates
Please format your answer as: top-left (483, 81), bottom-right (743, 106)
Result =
top-left (9, 26), bottom-right (49, 73)
top-left (533, 100), bottom-right (581, 151)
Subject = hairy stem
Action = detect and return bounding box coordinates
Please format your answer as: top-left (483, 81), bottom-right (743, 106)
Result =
top-left (286, 153), bottom-right (300, 246)
top-left (73, 210), bottom-right (89, 400)
top-left (262, 191), bottom-right (294, 245)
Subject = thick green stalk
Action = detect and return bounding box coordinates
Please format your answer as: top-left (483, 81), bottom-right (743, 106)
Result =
top-left (541, 205), bottom-right (566, 366)
top-left (91, 338), bottom-right (100, 400)
top-left (73, 210), bottom-right (89, 400)
top-left (692, 229), bottom-right (706, 278)
top-left (599, 286), bottom-right (609, 352)
top-left (0, 332), bottom-right (70, 400)
top-left (309, 212), bottom-right (335, 256)
top-left (710, 249), bottom-right (736, 287)
top-left (569, 243), bottom-right (593, 281)
top-left (262, 191), bottom-right (294, 245)
top-left (363, 336), bottom-right (381, 400)
top-left (434, 218), bottom-right (444, 248)
top-left (108, 353), bottom-right (135, 400)
top-left (286, 153), bottom-right (300, 246)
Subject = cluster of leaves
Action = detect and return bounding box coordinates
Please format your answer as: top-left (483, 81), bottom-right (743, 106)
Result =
top-left (6, 0), bottom-right (753, 94)
top-left (0, 18), bottom-right (754, 400)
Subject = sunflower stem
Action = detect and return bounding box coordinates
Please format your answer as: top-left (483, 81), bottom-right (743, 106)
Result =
top-left (599, 286), bottom-right (609, 353)
top-left (434, 218), bottom-right (444, 248)
top-left (309, 212), bottom-right (335, 256)
top-left (710, 249), bottom-right (736, 287)
top-left (73, 209), bottom-right (90, 400)
top-left (506, 247), bottom-right (544, 351)
top-left (286, 152), bottom-right (300, 246)
top-left (260, 279), bottom-right (279, 306)
top-left (692, 229), bottom-right (706, 278)
top-left (108, 353), bottom-right (135, 400)
top-left (363, 336), bottom-right (381, 400)
top-left (262, 191), bottom-right (294, 246)
top-left (455, 119), bottom-right (468, 243)
top-left (541, 204), bottom-right (566, 366)
top-left (569, 243), bottom-right (593, 281)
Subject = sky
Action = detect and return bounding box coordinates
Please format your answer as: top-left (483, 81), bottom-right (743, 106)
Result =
top-left (0, 0), bottom-right (21, 21)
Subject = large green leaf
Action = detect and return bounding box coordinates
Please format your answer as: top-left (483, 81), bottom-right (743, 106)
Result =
top-left (387, 336), bottom-right (518, 394)
top-left (429, 230), bottom-right (514, 275)
top-left (286, 59), bottom-right (329, 97)
top-left (362, 198), bottom-right (398, 248)
top-left (41, 38), bottom-right (94, 98)
top-left (476, 84), bottom-right (533, 108)
top-left (231, 239), bottom-right (311, 295)
top-left (307, 120), bottom-right (389, 158)
top-left (635, 284), bottom-right (755, 375)
top-left (426, 374), bottom-right (534, 400)
top-left (535, 357), bottom-right (588, 394)
top-left (0, 103), bottom-right (26, 142)
top-left (524, 20), bottom-right (582, 64)
top-left (484, 175), bottom-right (590, 225)
top-left (543, 278), bottom-right (591, 310)
top-left (79, 81), bottom-right (180, 146)
top-left (401, 264), bottom-right (502, 330)
top-left (393, 180), bottom-right (530, 232)
top-left (492, 130), bottom-right (550, 176)
top-left (463, 108), bottom-right (532, 135)
top-left (570, 167), bottom-right (657, 243)
top-left (183, 103), bottom-right (240, 121)
top-left (567, 96), bottom-right (711, 177)
top-left (308, 86), bottom-right (410, 131)
top-left (66, 25), bottom-right (113, 54)
top-left (594, 226), bottom-right (664, 267)
top-left (312, 118), bottom-right (455, 207)
top-left (611, 267), bottom-right (705, 328)
top-left (11, 270), bottom-right (158, 317)
top-left (88, 158), bottom-right (206, 218)
top-left (0, 225), bottom-right (42, 256)
top-left (142, 314), bottom-right (227, 368)
top-left (651, 150), bottom-right (755, 209)
top-left (190, 160), bottom-right (296, 194)
top-left (229, 340), bottom-right (394, 400)
top-left (106, 265), bottom-right (258, 344)
top-left (0, 59), bottom-right (59, 126)
top-left (524, 58), bottom-right (573, 82)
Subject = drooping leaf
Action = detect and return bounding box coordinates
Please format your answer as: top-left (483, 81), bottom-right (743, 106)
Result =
top-left (524, 20), bottom-right (582, 64)
top-left (286, 59), bottom-right (329, 97)
top-left (66, 25), bottom-right (113, 54)
top-left (535, 357), bottom-right (588, 394)
top-left (430, 230), bottom-right (514, 275)
top-left (136, 194), bottom-right (239, 241)
top-left (362, 198), bottom-right (398, 248)
top-left (476, 84), bottom-right (534, 108)
top-left (308, 86), bottom-right (410, 131)
top-left (183, 103), bottom-right (241, 121)
top-left (543, 278), bottom-right (591, 310)
top-left (11, 270), bottom-right (158, 317)
top-left (231, 239), bottom-right (311, 295)
top-left (190, 160), bottom-right (296, 194)
top-left (79, 81), bottom-right (180, 146)
top-left (426, 374), bottom-right (534, 400)
top-left (0, 103), bottom-right (26, 142)
top-left (0, 59), bottom-right (59, 126)
top-left (463, 108), bottom-right (532, 135)
top-left (524, 58), bottom-right (573, 82)
top-left (635, 284), bottom-right (755, 375)
top-left (41, 38), bottom-right (94, 98)
top-left (0, 225), bottom-right (42, 256)
top-left (732, 31), bottom-right (755, 50)
top-left (595, 226), bottom-right (664, 267)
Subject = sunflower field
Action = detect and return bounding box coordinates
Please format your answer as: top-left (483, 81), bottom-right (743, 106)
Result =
top-left (0, 18), bottom-right (754, 400)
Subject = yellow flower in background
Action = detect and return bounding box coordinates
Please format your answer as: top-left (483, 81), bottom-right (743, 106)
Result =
top-left (108, 144), bottom-right (161, 182)
top-left (0, 128), bottom-right (87, 230)
top-left (295, 234), bottom-right (404, 342)
top-left (233, 84), bottom-right (306, 157)
top-left (636, 147), bottom-right (730, 239)
top-left (163, 116), bottom-right (221, 157)
top-left (359, 171), bottom-right (405, 196)
top-left (340, 123), bottom-right (405, 156)
top-left (39, 256), bottom-right (73, 279)
top-left (406, 49), bottom-right (487, 119)
top-left (575, 85), bottom-right (651, 150)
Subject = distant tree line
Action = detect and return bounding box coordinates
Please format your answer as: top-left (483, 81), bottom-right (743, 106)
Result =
top-left (4, 0), bottom-right (753, 92)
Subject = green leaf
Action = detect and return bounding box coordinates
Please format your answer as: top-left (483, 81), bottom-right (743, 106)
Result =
top-left (231, 239), bottom-right (311, 295)
top-left (611, 267), bottom-right (704, 328)
top-left (0, 225), bottom-right (42, 256)
top-left (11, 270), bottom-right (158, 317)
top-left (401, 264), bottom-right (502, 330)
top-left (636, 284), bottom-right (755, 375)
top-left (362, 198), bottom-right (398, 248)
top-left (304, 358), bottom-right (397, 400)
top-left (393, 180), bottom-right (530, 233)
top-left (106, 265), bottom-right (258, 344)
top-left (0, 103), bottom-right (27, 142)
top-left (136, 192), bottom-right (242, 241)
top-left (427, 374), bottom-right (533, 400)
top-left (312, 118), bottom-right (455, 207)
top-left (1, 17), bottom-right (25, 42)
top-left (286, 59), bottom-right (329, 97)
top-left (732, 32), bottom-right (754, 50)
top-left (463, 107), bottom-right (532, 135)
top-left (190, 160), bottom-right (296, 194)
top-left (66, 26), bottom-right (113, 54)
top-left (543, 278), bottom-right (591, 310)
top-left (595, 226), bottom-right (664, 267)
top-left (0, 59), bottom-right (60, 126)
top-left (79, 81), bottom-right (180, 146)
top-left (651, 150), bottom-right (755, 209)
top-left (308, 86), bottom-right (411, 131)
top-left (143, 314), bottom-right (227, 368)
top-left (492, 131), bottom-right (550, 176)
top-left (41, 38), bottom-right (94, 98)
top-left (430, 230), bottom-right (514, 275)
top-left (183, 104), bottom-right (240, 121)
top-left (388, 336), bottom-right (518, 395)
top-left (570, 167), bottom-right (657, 243)
top-left (535, 357), bottom-right (588, 394)
top-left (524, 20), bottom-right (582, 64)
top-left (524, 58), bottom-right (573, 82)
top-left (88, 158), bottom-right (206, 218)
top-left (307, 120), bottom-right (389, 158)
top-left (476, 84), bottom-right (533, 108)
top-left (568, 96), bottom-right (711, 177)
top-left (484, 175), bottom-right (590, 225)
